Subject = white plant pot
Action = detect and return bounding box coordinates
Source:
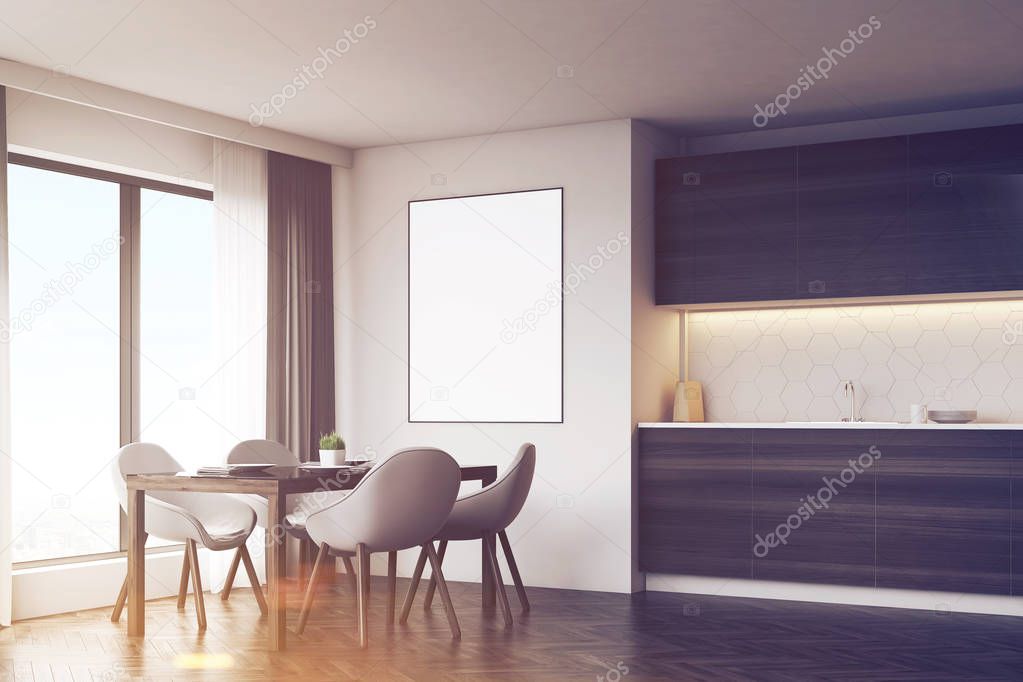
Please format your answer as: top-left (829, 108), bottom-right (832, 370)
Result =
top-left (318, 449), bottom-right (346, 466)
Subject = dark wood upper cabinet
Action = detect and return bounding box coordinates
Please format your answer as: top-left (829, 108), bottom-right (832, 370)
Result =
top-left (655, 148), bottom-right (797, 305)
top-left (753, 430), bottom-right (878, 587)
top-left (796, 136), bottom-right (908, 299)
top-left (654, 123), bottom-right (1023, 305)
top-left (906, 124), bottom-right (1023, 295)
top-left (638, 427), bottom-right (752, 578)
top-left (1013, 432), bottom-right (1023, 597)
top-left (876, 430), bottom-right (1011, 595)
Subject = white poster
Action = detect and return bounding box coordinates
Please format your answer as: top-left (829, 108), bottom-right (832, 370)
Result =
top-left (408, 188), bottom-right (563, 422)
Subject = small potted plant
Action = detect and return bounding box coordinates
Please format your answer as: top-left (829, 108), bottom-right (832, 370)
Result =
top-left (318, 431), bottom-right (346, 466)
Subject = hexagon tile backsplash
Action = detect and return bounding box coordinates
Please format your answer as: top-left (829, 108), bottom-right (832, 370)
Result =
top-left (687, 300), bottom-right (1023, 423)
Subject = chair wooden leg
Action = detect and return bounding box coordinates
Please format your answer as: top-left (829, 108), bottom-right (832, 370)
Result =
top-left (498, 530), bottom-right (529, 613)
top-left (113, 531), bottom-right (147, 623)
top-left (220, 547), bottom-right (242, 602)
top-left (356, 543), bottom-right (371, 648)
top-left (484, 534), bottom-right (513, 628)
top-left (342, 556), bottom-right (358, 593)
top-left (423, 539), bottom-right (447, 610)
top-left (298, 538), bottom-right (311, 590)
top-left (425, 542), bottom-right (460, 640)
top-left (186, 540), bottom-right (207, 631)
top-left (296, 543), bottom-right (329, 634)
top-left (324, 552), bottom-right (337, 585)
top-left (239, 544), bottom-right (268, 615)
top-left (177, 550), bottom-right (191, 610)
top-left (111, 575), bottom-right (128, 623)
top-left (399, 545), bottom-right (429, 624)
top-left (386, 551), bottom-right (397, 625)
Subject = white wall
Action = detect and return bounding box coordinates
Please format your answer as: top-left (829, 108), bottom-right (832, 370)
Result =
top-left (12, 551), bottom-right (196, 621)
top-left (335, 120), bottom-right (640, 592)
top-left (628, 121), bottom-right (680, 590)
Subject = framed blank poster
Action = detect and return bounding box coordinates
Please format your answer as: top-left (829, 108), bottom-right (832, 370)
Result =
top-left (408, 187), bottom-right (563, 423)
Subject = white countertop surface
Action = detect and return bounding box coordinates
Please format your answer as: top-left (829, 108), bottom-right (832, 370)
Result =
top-left (638, 421), bottom-right (1023, 430)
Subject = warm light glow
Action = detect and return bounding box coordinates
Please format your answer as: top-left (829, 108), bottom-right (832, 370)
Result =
top-left (173, 654), bottom-right (234, 670)
top-left (688, 299), bottom-right (1022, 324)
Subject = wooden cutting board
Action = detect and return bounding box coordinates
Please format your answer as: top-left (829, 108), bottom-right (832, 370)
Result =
top-left (673, 380), bottom-right (705, 423)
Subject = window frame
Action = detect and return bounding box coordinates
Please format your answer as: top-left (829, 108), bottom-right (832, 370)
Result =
top-left (7, 153), bottom-right (213, 567)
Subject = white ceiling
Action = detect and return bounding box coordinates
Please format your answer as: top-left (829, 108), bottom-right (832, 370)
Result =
top-left (1, 0), bottom-right (1022, 149)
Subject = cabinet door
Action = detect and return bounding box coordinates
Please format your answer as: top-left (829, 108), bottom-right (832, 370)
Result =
top-left (753, 430), bottom-right (879, 587)
top-left (876, 430), bottom-right (1011, 594)
top-left (638, 428), bottom-right (752, 578)
top-left (797, 136), bottom-right (908, 298)
top-left (1013, 432), bottom-right (1023, 597)
top-left (906, 124), bottom-right (1023, 295)
top-left (655, 148), bottom-right (797, 305)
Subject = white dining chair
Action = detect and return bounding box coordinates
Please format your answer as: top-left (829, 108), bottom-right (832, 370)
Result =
top-left (297, 447), bottom-right (463, 648)
top-left (404, 442), bottom-right (535, 628)
top-left (225, 439), bottom-right (356, 592)
top-left (110, 442), bottom-right (265, 631)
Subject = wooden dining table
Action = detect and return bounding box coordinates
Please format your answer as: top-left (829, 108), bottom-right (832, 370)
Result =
top-left (125, 463), bottom-right (498, 651)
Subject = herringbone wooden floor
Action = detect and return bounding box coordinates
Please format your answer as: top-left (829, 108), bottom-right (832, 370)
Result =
top-left (2, 574), bottom-right (1022, 681)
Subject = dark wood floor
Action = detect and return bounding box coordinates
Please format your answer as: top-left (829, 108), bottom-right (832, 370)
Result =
top-left (2, 574), bottom-right (1022, 681)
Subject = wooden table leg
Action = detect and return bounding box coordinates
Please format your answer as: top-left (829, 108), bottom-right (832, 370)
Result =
top-left (127, 488), bottom-right (146, 637)
top-left (482, 531), bottom-right (496, 608)
top-left (267, 492), bottom-right (287, 651)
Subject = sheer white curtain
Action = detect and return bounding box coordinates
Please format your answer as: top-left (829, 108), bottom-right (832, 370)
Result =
top-left (0, 85), bottom-right (13, 627)
top-left (206, 140), bottom-right (268, 590)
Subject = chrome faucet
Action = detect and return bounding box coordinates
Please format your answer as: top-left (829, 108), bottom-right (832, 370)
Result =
top-left (841, 379), bottom-right (860, 422)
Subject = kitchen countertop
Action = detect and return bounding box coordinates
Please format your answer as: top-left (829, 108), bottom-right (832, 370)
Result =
top-left (638, 421), bottom-right (1023, 430)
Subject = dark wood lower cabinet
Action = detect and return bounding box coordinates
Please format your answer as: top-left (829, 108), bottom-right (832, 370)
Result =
top-left (638, 427), bottom-right (752, 578)
top-left (753, 430), bottom-right (879, 587)
top-left (875, 430), bottom-right (1011, 595)
top-left (639, 426), bottom-right (1017, 596)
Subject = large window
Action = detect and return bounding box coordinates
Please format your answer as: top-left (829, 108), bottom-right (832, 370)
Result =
top-left (6, 157), bottom-right (217, 564)
top-left (7, 165), bottom-right (121, 562)
top-left (139, 188), bottom-right (217, 470)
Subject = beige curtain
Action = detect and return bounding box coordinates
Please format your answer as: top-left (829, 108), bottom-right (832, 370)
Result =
top-left (208, 140), bottom-right (269, 591)
top-left (0, 85), bottom-right (13, 626)
top-left (266, 151), bottom-right (335, 462)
